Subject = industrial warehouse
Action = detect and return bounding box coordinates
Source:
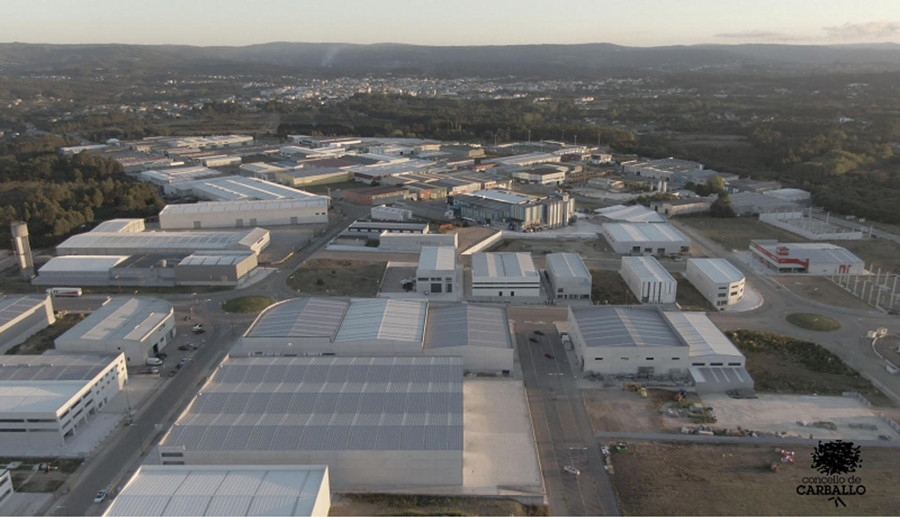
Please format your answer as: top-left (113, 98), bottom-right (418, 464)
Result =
top-left (749, 240), bottom-right (866, 275)
top-left (567, 306), bottom-right (752, 393)
top-left (55, 297), bottom-right (175, 366)
top-left (104, 465), bottom-right (331, 517)
top-left (416, 246), bottom-right (458, 296)
top-left (55, 223), bottom-right (270, 256)
top-left (236, 297), bottom-right (514, 373)
top-left (157, 356), bottom-right (465, 490)
top-left (684, 258), bottom-right (746, 309)
top-left (619, 256), bottom-right (677, 304)
top-left (0, 354), bottom-right (127, 452)
top-left (545, 253), bottom-right (592, 301)
top-left (471, 252), bottom-right (541, 299)
top-left (601, 223), bottom-right (691, 255)
top-left (453, 189), bottom-right (574, 231)
top-left (0, 295), bottom-right (56, 352)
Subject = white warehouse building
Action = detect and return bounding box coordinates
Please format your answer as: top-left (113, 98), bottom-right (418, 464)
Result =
top-left (749, 240), bottom-right (865, 275)
top-left (157, 356), bottom-right (464, 490)
top-left (601, 223), bottom-right (690, 256)
top-left (105, 465), bottom-right (331, 517)
top-left (471, 252), bottom-right (541, 298)
top-left (0, 295), bottom-right (56, 353)
top-left (0, 354), bottom-right (127, 450)
top-left (619, 256), bottom-right (677, 304)
top-left (416, 246), bottom-right (458, 296)
top-left (685, 258), bottom-right (746, 309)
top-left (159, 197), bottom-right (329, 230)
top-left (545, 253), bottom-right (592, 301)
top-left (55, 297), bottom-right (175, 366)
top-left (55, 227), bottom-right (270, 256)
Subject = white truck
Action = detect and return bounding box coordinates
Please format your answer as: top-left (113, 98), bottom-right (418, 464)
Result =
top-left (46, 287), bottom-right (83, 297)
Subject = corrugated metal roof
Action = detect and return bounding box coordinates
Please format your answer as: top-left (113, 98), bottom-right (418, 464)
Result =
top-left (161, 356), bottom-right (463, 452)
top-left (105, 465), bottom-right (327, 517)
top-left (0, 295), bottom-right (51, 331)
top-left (471, 252), bottom-right (538, 279)
top-left (595, 204), bottom-right (666, 223)
top-left (470, 189), bottom-right (535, 205)
top-left (546, 253), bottom-right (591, 280)
top-left (417, 246), bottom-right (456, 272)
top-left (141, 166), bottom-right (220, 184)
top-left (424, 305), bottom-right (512, 350)
top-left (177, 252), bottom-right (255, 267)
top-left (620, 256), bottom-right (676, 283)
top-left (0, 354), bottom-right (115, 381)
top-left (686, 258), bottom-right (744, 285)
top-left (161, 196), bottom-right (327, 216)
top-left (603, 222), bottom-right (689, 244)
top-left (245, 298), bottom-right (349, 339)
top-left (664, 312), bottom-right (744, 359)
top-left (185, 176), bottom-right (321, 202)
top-left (0, 381), bottom-right (85, 414)
top-left (334, 299), bottom-right (426, 343)
top-left (57, 228), bottom-right (269, 254)
top-left (38, 255), bottom-right (130, 273)
top-left (755, 242), bottom-right (864, 265)
top-left (57, 297), bottom-right (172, 343)
top-left (571, 306), bottom-right (685, 348)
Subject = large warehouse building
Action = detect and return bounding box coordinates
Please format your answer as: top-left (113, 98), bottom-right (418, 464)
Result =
top-left (0, 354), bottom-right (127, 450)
top-left (749, 240), bottom-right (865, 275)
top-left (471, 252), bottom-right (541, 298)
top-left (157, 356), bottom-right (464, 490)
top-left (55, 297), bottom-right (175, 366)
top-left (453, 189), bottom-right (574, 231)
top-left (55, 226), bottom-right (270, 256)
top-left (601, 223), bottom-right (690, 255)
top-left (422, 305), bottom-right (514, 373)
top-left (545, 253), bottom-right (592, 301)
top-left (104, 465), bottom-right (331, 517)
top-left (567, 306), bottom-right (752, 392)
top-left (685, 258), bottom-right (746, 309)
top-left (0, 295), bottom-right (56, 353)
top-left (619, 256), bottom-right (677, 304)
top-left (594, 204), bottom-right (666, 223)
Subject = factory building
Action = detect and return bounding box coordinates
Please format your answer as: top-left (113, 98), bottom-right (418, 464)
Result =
top-left (0, 354), bottom-right (127, 449)
top-left (567, 306), bottom-right (752, 392)
top-left (139, 166), bottom-right (222, 194)
top-left (749, 240), bottom-right (865, 275)
top-left (684, 258), bottom-right (746, 309)
top-left (594, 204), bottom-right (666, 223)
top-left (159, 197), bottom-right (328, 230)
top-left (157, 356), bottom-right (464, 490)
top-left (174, 252), bottom-right (259, 285)
top-left (621, 157), bottom-right (702, 181)
top-left (416, 246), bottom-right (457, 296)
top-left (619, 256), bottom-right (677, 304)
top-left (105, 465), bottom-right (331, 517)
top-left (55, 297), bottom-right (175, 366)
top-left (545, 253), bottom-right (592, 301)
top-left (601, 222), bottom-right (690, 255)
top-left (512, 165), bottom-right (568, 185)
top-left (0, 295), bottom-right (56, 352)
top-left (650, 197), bottom-right (713, 217)
top-left (423, 305), bottom-right (514, 373)
top-left (453, 190), bottom-right (574, 231)
top-left (55, 227), bottom-right (270, 256)
top-left (371, 205), bottom-right (412, 222)
top-left (471, 252), bottom-right (541, 298)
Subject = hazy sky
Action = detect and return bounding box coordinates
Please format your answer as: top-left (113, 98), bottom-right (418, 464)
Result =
top-left (5, 0), bottom-right (900, 47)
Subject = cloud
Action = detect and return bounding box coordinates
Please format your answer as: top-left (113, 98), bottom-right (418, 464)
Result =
top-left (714, 30), bottom-right (787, 40)
top-left (823, 22), bottom-right (900, 40)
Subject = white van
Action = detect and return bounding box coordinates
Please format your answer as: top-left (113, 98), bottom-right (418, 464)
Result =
top-left (145, 357), bottom-right (163, 366)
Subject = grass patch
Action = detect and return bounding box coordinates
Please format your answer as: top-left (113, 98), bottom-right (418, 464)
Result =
top-left (331, 494), bottom-right (549, 516)
top-left (674, 273), bottom-right (716, 311)
top-left (786, 313), bottom-right (842, 331)
top-left (840, 238), bottom-right (900, 274)
top-left (590, 269), bottom-right (639, 305)
top-left (6, 313), bottom-right (86, 355)
top-left (679, 215), bottom-right (809, 251)
top-left (288, 259), bottom-right (386, 297)
top-left (727, 330), bottom-right (892, 406)
top-left (220, 296), bottom-right (275, 313)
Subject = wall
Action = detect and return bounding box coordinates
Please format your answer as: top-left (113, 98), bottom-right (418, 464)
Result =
top-left (684, 260), bottom-right (745, 308)
top-left (159, 202), bottom-right (328, 230)
top-left (379, 233), bottom-right (457, 252)
top-left (620, 263), bottom-right (677, 304)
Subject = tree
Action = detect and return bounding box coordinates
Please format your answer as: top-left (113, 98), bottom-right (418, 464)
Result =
top-left (710, 191), bottom-right (735, 218)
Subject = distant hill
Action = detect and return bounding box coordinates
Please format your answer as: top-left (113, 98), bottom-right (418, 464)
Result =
top-left (2, 41), bottom-right (900, 77)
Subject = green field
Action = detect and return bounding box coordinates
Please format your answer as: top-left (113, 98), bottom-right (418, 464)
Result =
top-left (678, 215), bottom-right (809, 251)
top-left (674, 274), bottom-right (715, 311)
top-left (221, 296), bottom-right (275, 313)
top-left (5, 314), bottom-right (86, 355)
top-left (591, 269), bottom-right (639, 305)
top-left (785, 313), bottom-right (842, 331)
top-left (288, 259), bottom-right (386, 297)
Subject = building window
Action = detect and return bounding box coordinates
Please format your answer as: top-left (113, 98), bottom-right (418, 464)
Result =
top-left (691, 362), bottom-right (705, 366)
top-left (620, 357), bottom-right (630, 360)
top-left (645, 357), bottom-right (655, 361)
top-left (671, 357), bottom-right (680, 360)
top-left (595, 357), bottom-right (603, 361)
top-left (727, 362), bottom-right (741, 366)
top-left (710, 362), bottom-right (723, 366)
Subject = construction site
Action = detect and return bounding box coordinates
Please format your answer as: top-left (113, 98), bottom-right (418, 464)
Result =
top-left (759, 211), bottom-right (864, 240)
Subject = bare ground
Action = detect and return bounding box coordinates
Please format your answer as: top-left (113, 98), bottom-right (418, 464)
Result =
top-left (773, 275), bottom-right (874, 311)
top-left (329, 494), bottom-right (549, 516)
top-left (288, 259), bottom-right (387, 297)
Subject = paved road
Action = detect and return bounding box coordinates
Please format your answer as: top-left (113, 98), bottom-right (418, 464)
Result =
top-left (510, 306), bottom-right (622, 517)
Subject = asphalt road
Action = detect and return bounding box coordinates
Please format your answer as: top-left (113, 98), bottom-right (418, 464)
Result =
top-left (510, 306), bottom-right (622, 516)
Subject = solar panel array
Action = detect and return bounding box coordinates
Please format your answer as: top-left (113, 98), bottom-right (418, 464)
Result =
top-left (164, 356), bottom-right (463, 452)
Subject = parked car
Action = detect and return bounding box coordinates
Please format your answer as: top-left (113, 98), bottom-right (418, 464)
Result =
top-left (145, 357), bottom-right (163, 366)
top-left (193, 328), bottom-right (205, 334)
top-left (544, 353), bottom-right (554, 359)
top-left (534, 330), bottom-right (545, 336)
top-left (529, 337), bottom-right (540, 343)
top-left (156, 352), bottom-right (167, 360)
top-left (564, 465), bottom-right (580, 475)
top-left (192, 324), bottom-right (204, 334)
top-left (94, 490), bottom-right (108, 504)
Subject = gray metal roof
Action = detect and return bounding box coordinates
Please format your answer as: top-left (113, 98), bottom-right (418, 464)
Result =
top-left (188, 176), bottom-right (321, 202)
top-left (546, 253), bottom-right (591, 280)
top-left (754, 242), bottom-right (864, 265)
top-left (424, 305), bottom-right (512, 350)
top-left (56, 228), bottom-right (269, 254)
top-left (595, 204), bottom-right (666, 223)
top-left (620, 256), bottom-right (676, 283)
top-left (663, 312), bottom-right (744, 359)
top-left (471, 253), bottom-right (539, 279)
top-left (244, 298), bottom-right (350, 339)
top-left (418, 246), bottom-right (456, 272)
top-left (570, 306), bottom-right (685, 348)
top-left (160, 197), bottom-right (327, 216)
top-left (686, 258), bottom-right (744, 285)
top-left (0, 295), bottom-right (51, 332)
top-left (162, 356), bottom-right (463, 452)
top-left (105, 465), bottom-right (328, 517)
top-left (602, 222), bottom-right (689, 244)
top-left (38, 255), bottom-right (130, 273)
top-left (0, 354), bottom-right (117, 381)
top-left (334, 299), bottom-right (427, 344)
top-left (57, 297), bottom-right (172, 344)
top-left (177, 252), bottom-right (256, 268)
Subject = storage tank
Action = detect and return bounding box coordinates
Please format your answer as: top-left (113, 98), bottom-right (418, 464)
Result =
top-left (10, 222), bottom-right (34, 280)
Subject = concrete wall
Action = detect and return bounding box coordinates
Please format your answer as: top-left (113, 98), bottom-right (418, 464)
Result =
top-left (415, 267), bottom-right (456, 295)
top-left (379, 233), bottom-right (457, 252)
top-left (471, 277), bottom-right (541, 298)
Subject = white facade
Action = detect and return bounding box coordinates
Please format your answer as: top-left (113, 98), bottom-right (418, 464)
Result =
top-left (512, 167), bottom-right (567, 185)
top-left (620, 256), bottom-right (677, 304)
top-left (159, 197), bottom-right (329, 230)
top-left (378, 232), bottom-right (457, 252)
top-left (545, 253), bottom-right (592, 300)
top-left (0, 295), bottom-right (56, 352)
top-left (0, 354), bottom-right (127, 449)
top-left (105, 465), bottom-right (331, 517)
top-left (750, 240), bottom-right (865, 275)
top-left (55, 297), bottom-right (175, 366)
top-left (601, 222), bottom-right (691, 255)
top-left (371, 205), bottom-right (412, 221)
top-left (416, 246), bottom-right (457, 296)
top-left (471, 252), bottom-right (541, 298)
top-left (685, 258), bottom-right (746, 309)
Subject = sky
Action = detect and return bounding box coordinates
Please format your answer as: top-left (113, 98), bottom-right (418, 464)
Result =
top-left (4, 0), bottom-right (900, 47)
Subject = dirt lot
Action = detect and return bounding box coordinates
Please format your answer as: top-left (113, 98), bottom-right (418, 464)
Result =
top-left (610, 442), bottom-right (900, 516)
top-left (287, 259), bottom-right (387, 297)
top-left (2, 458), bottom-right (82, 493)
top-left (674, 274), bottom-right (715, 311)
top-left (583, 390), bottom-right (686, 433)
top-left (840, 238), bottom-right (900, 273)
top-left (591, 270), bottom-right (639, 305)
top-left (773, 275), bottom-right (874, 311)
top-left (490, 237), bottom-right (615, 257)
top-left (679, 215), bottom-right (810, 251)
top-left (329, 494), bottom-right (549, 516)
